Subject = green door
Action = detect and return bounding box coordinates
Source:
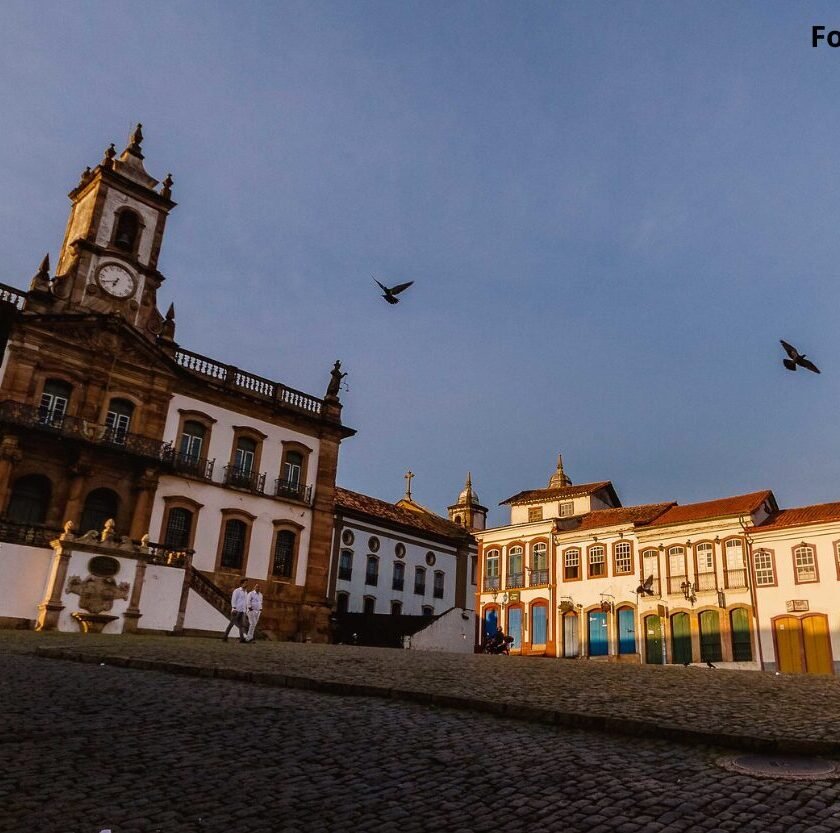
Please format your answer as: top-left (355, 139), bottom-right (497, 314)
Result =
top-left (699, 610), bottom-right (723, 663)
top-left (644, 615), bottom-right (663, 664)
top-left (671, 612), bottom-right (692, 664)
top-left (730, 608), bottom-right (752, 662)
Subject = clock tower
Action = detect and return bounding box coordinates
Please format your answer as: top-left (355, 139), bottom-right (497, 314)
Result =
top-left (35, 124), bottom-right (176, 340)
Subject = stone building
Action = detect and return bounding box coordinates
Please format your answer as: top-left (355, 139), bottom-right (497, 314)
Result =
top-left (0, 126), bottom-right (354, 640)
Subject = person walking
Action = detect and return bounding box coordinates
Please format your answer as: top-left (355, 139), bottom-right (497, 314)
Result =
top-left (245, 582), bottom-right (263, 643)
top-left (223, 578), bottom-right (249, 642)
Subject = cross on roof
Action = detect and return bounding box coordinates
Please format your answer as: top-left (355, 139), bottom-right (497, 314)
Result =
top-left (404, 470), bottom-right (414, 500)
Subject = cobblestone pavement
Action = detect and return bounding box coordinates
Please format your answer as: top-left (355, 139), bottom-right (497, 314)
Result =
top-left (2, 648), bottom-right (840, 833)
top-left (8, 631), bottom-right (840, 751)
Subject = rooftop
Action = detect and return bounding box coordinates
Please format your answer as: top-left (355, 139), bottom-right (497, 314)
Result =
top-left (748, 501), bottom-right (840, 533)
top-left (500, 481), bottom-right (617, 507)
top-left (646, 491), bottom-right (774, 528)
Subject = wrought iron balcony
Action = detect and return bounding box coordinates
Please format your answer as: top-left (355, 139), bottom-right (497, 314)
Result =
top-left (274, 478), bottom-right (313, 504)
top-left (145, 541), bottom-right (193, 568)
top-left (223, 464), bottom-right (266, 493)
top-left (668, 574), bottom-right (687, 595)
top-left (0, 400), bottom-right (173, 461)
top-left (0, 518), bottom-right (61, 548)
top-left (695, 572), bottom-right (717, 591)
top-left (171, 451), bottom-right (215, 481)
top-left (483, 576), bottom-right (500, 592)
top-left (0, 282), bottom-right (26, 311)
top-left (529, 569), bottom-right (549, 586)
top-left (506, 572), bottom-right (525, 589)
top-left (725, 568), bottom-right (748, 589)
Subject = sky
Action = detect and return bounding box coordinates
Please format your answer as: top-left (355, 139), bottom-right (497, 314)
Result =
top-left (1, 2), bottom-right (839, 526)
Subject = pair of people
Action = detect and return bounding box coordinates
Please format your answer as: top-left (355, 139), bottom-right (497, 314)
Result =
top-left (223, 578), bottom-right (263, 643)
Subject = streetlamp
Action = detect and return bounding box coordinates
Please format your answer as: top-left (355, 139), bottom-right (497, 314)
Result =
top-left (679, 580), bottom-right (697, 606)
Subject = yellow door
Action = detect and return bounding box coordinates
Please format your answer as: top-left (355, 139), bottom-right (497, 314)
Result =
top-left (774, 617), bottom-right (804, 673)
top-left (802, 614), bottom-right (833, 675)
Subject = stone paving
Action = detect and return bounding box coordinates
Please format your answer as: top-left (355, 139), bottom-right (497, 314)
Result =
top-left (8, 631), bottom-right (840, 753)
top-left (2, 645), bottom-right (840, 833)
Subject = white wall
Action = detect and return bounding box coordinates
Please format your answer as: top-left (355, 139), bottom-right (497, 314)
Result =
top-left (509, 495), bottom-right (592, 525)
top-left (408, 608), bottom-right (476, 654)
top-left (183, 588), bottom-right (230, 632)
top-left (138, 564), bottom-right (185, 632)
top-left (0, 542), bottom-right (53, 621)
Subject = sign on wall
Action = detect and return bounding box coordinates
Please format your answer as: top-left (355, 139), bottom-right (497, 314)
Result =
top-left (785, 600), bottom-right (809, 612)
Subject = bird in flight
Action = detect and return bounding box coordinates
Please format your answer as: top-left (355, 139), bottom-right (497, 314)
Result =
top-left (780, 340), bottom-right (820, 374)
top-left (373, 276), bottom-right (414, 305)
top-left (635, 575), bottom-right (656, 597)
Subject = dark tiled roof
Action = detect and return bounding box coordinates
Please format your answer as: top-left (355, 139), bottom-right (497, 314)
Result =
top-left (500, 481), bottom-right (616, 506)
top-left (335, 487), bottom-right (473, 543)
top-left (571, 503), bottom-right (676, 531)
top-left (647, 491), bottom-right (773, 527)
top-left (749, 502), bottom-right (840, 533)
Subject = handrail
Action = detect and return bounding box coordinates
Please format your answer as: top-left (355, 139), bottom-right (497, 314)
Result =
top-left (188, 566), bottom-right (231, 617)
top-left (0, 283), bottom-right (26, 311)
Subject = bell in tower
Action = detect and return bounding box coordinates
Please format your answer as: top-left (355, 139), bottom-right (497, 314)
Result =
top-left (448, 473), bottom-right (488, 531)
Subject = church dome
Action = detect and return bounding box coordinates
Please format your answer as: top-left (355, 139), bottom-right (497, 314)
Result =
top-left (457, 473), bottom-right (478, 505)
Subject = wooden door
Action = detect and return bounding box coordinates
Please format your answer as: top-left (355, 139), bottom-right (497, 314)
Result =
top-left (730, 608), bottom-right (753, 662)
top-left (802, 614), bottom-right (833, 675)
top-left (588, 611), bottom-right (608, 656)
top-left (617, 607), bottom-right (636, 655)
top-left (644, 615), bottom-right (663, 664)
top-left (699, 610), bottom-right (723, 663)
top-left (563, 613), bottom-right (579, 658)
top-left (774, 616), bottom-right (804, 673)
top-left (671, 612), bottom-right (692, 664)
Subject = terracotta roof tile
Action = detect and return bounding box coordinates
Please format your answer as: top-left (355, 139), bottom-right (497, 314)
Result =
top-left (749, 502), bottom-right (840, 533)
top-left (335, 487), bottom-right (473, 543)
top-left (500, 481), bottom-right (616, 506)
top-left (647, 491), bottom-right (773, 527)
top-left (553, 503), bottom-right (675, 533)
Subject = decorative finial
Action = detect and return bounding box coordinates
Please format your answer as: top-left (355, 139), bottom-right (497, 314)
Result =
top-left (127, 123), bottom-right (144, 157)
top-left (165, 302), bottom-right (175, 321)
top-left (404, 470), bottom-right (415, 500)
top-left (161, 172), bottom-right (174, 199)
top-left (160, 302), bottom-right (176, 341)
top-left (548, 453), bottom-right (572, 489)
top-left (78, 166), bottom-right (92, 187)
top-left (102, 143), bottom-right (116, 168)
top-left (29, 253), bottom-right (50, 292)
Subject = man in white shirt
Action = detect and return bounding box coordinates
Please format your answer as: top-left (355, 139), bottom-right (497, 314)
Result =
top-left (223, 578), bottom-right (249, 643)
top-left (245, 583), bottom-right (263, 643)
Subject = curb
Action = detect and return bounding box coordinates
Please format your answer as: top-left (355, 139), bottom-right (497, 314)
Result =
top-left (33, 646), bottom-right (840, 757)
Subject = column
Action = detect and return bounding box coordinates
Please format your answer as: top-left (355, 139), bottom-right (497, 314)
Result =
top-left (122, 558), bottom-right (147, 633)
top-left (36, 540), bottom-right (72, 631)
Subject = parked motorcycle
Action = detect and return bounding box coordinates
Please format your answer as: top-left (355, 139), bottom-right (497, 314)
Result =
top-left (483, 635), bottom-right (514, 655)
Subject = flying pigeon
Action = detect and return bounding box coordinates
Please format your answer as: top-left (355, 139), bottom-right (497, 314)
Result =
top-left (373, 276), bottom-right (414, 305)
top-left (635, 575), bottom-right (656, 597)
top-left (780, 340), bottom-right (820, 374)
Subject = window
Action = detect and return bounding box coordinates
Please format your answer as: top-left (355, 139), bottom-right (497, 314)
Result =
top-left (642, 549), bottom-right (660, 595)
top-left (422, 605), bottom-right (434, 617)
top-left (391, 601), bottom-right (402, 616)
top-left (484, 548), bottom-right (500, 591)
top-left (283, 451), bottom-right (303, 489)
top-left (528, 506), bottom-right (543, 522)
top-left (6, 474), bottom-right (51, 525)
top-left (272, 530), bottom-right (296, 578)
top-left (425, 551), bottom-right (436, 566)
top-left (559, 501), bottom-right (574, 518)
top-left (392, 561), bottom-right (405, 591)
top-left (454, 515), bottom-right (463, 525)
top-left (433, 570), bottom-right (445, 599)
top-left (179, 421), bottom-right (206, 462)
top-left (507, 545), bottom-right (524, 588)
top-left (220, 519), bottom-right (247, 569)
top-left (531, 542), bottom-right (548, 585)
top-left (338, 550), bottom-right (353, 581)
top-left (365, 555), bottom-right (379, 586)
top-left (588, 545), bottom-right (606, 578)
top-left (234, 437), bottom-right (256, 475)
top-left (336, 592), bottom-right (349, 613)
top-left (836, 542), bottom-right (840, 580)
top-left (105, 398), bottom-right (134, 443)
top-left (39, 380), bottom-right (71, 427)
top-left (395, 542), bottom-right (406, 558)
top-left (614, 541), bottom-right (632, 575)
top-left (80, 488), bottom-right (119, 534)
top-left (278, 443), bottom-right (311, 499)
top-left (793, 545), bottom-right (818, 584)
top-left (113, 209), bottom-right (140, 251)
top-left (753, 550), bottom-right (776, 586)
top-left (564, 548), bottom-right (580, 581)
top-left (368, 536), bottom-right (380, 552)
top-left (724, 538), bottom-right (747, 588)
top-left (695, 543), bottom-right (715, 590)
top-left (471, 555), bottom-right (477, 585)
top-left (667, 546), bottom-right (686, 594)
top-left (363, 596), bottom-right (376, 615)
top-left (341, 529), bottom-right (354, 546)
top-left (164, 507), bottom-right (193, 550)
top-left (414, 566), bottom-right (426, 595)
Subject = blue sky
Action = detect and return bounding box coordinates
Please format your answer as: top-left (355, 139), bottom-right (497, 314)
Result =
top-left (1, 2), bottom-right (839, 525)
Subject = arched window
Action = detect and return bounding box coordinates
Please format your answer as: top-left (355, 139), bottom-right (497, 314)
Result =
top-left (338, 550), bottom-right (353, 581)
top-left (105, 398), bottom-right (134, 444)
top-left (433, 570), bottom-right (445, 599)
top-left (484, 548), bottom-right (500, 591)
top-left (414, 566), bottom-right (426, 595)
top-left (39, 380), bottom-right (71, 426)
top-left (363, 596), bottom-right (376, 615)
top-left (667, 546), bottom-right (686, 594)
top-left (164, 507), bottom-right (193, 549)
top-left (336, 592), bottom-right (349, 613)
top-left (507, 545), bottom-right (524, 588)
top-left (695, 543), bottom-right (715, 590)
top-left (642, 549), bottom-right (660, 595)
top-left (454, 515), bottom-right (463, 525)
top-left (365, 555), bottom-right (379, 586)
top-left (272, 530), bottom-right (296, 578)
top-left (392, 561), bottom-right (405, 591)
top-left (220, 519), bottom-right (247, 569)
top-left (724, 538), bottom-right (747, 588)
top-left (6, 474), bottom-right (51, 525)
top-left (113, 209), bottom-right (140, 252)
top-left (531, 542), bottom-right (548, 584)
top-left (391, 600), bottom-right (402, 616)
top-left (179, 421), bottom-right (206, 463)
top-left (80, 488), bottom-right (119, 534)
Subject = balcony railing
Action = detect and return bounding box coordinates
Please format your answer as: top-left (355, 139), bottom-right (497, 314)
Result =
top-left (171, 452), bottom-right (214, 481)
top-left (506, 572), bottom-right (525, 589)
top-left (696, 572), bottom-right (717, 591)
top-left (668, 574), bottom-right (687, 595)
top-left (145, 542), bottom-right (192, 568)
top-left (483, 576), bottom-right (500, 592)
top-left (223, 465), bottom-right (266, 494)
top-left (0, 283), bottom-right (26, 311)
top-left (725, 568), bottom-right (748, 589)
top-left (529, 569), bottom-right (549, 586)
top-left (0, 518), bottom-right (61, 548)
top-left (174, 347), bottom-right (324, 416)
top-left (0, 401), bottom-right (173, 461)
top-left (274, 478), bottom-right (313, 504)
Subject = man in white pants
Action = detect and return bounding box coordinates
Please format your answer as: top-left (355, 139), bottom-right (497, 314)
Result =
top-left (223, 578), bottom-right (249, 642)
top-left (246, 582), bottom-right (263, 643)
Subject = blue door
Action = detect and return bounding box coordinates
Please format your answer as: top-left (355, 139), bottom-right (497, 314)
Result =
top-left (588, 611), bottom-right (608, 656)
top-left (507, 607), bottom-right (522, 650)
top-left (532, 605), bottom-right (547, 645)
top-left (617, 607), bottom-right (636, 655)
top-left (483, 607), bottom-right (498, 640)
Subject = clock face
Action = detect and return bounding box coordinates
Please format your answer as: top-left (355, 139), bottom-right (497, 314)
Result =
top-left (97, 264), bottom-right (136, 298)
